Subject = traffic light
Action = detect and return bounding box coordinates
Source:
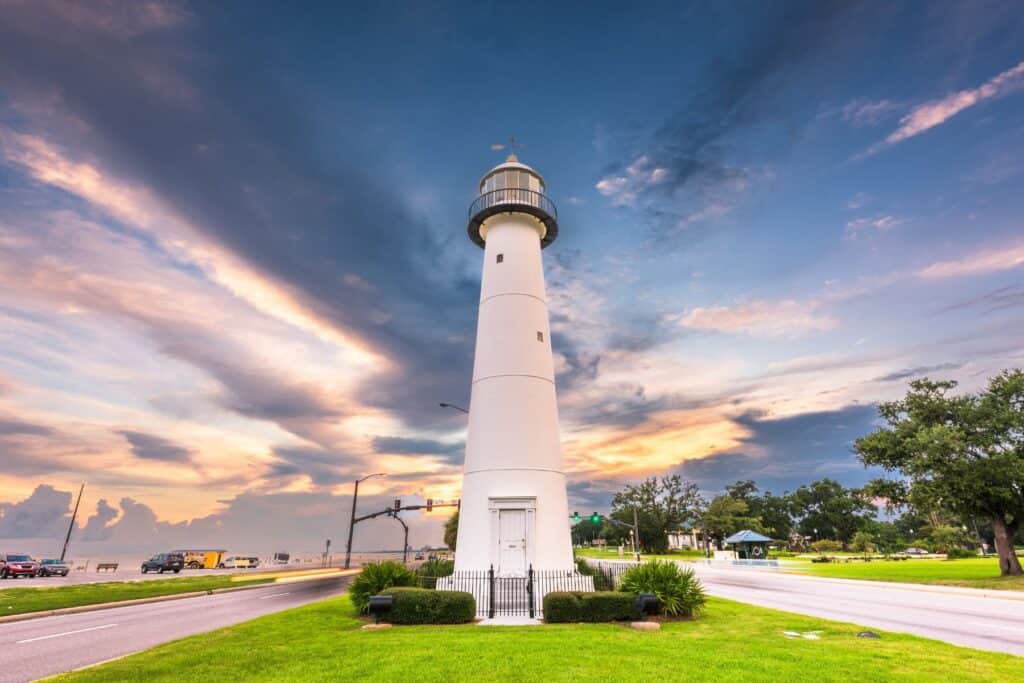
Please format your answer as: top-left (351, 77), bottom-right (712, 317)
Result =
top-left (572, 511), bottom-right (580, 522)
top-left (426, 498), bottom-right (433, 512)
top-left (591, 512), bottom-right (601, 524)
top-left (394, 498), bottom-right (401, 513)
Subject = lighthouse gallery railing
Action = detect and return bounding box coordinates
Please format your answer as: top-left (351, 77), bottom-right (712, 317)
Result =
top-left (468, 188), bottom-right (557, 221)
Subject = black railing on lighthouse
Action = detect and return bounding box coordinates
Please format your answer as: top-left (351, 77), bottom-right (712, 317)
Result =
top-left (466, 188), bottom-right (559, 249)
top-left (468, 188), bottom-right (558, 221)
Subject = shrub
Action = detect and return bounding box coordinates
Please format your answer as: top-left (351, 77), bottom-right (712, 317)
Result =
top-left (380, 587), bottom-right (475, 624)
top-left (810, 539), bottom-right (843, 553)
top-left (618, 560), bottom-right (706, 617)
top-left (574, 558), bottom-right (613, 591)
top-left (349, 561), bottom-right (418, 613)
top-left (416, 558), bottom-right (455, 588)
top-left (544, 591), bottom-right (582, 623)
top-left (543, 591), bottom-right (636, 623)
top-left (945, 547), bottom-right (975, 560)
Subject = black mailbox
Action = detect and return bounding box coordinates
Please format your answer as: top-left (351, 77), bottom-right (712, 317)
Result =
top-left (633, 592), bottom-right (659, 620)
top-left (367, 594), bottom-right (394, 623)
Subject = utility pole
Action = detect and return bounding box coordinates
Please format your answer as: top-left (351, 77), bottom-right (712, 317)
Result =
top-left (390, 512), bottom-right (410, 564)
top-left (60, 483), bottom-right (84, 562)
top-left (344, 473), bottom-right (386, 569)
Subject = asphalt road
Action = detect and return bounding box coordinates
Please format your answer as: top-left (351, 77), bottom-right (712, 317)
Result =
top-left (687, 562), bottom-right (1024, 656)
top-left (0, 574), bottom-right (353, 682)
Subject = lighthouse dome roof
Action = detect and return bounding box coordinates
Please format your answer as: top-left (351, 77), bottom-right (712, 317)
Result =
top-left (479, 154), bottom-right (546, 188)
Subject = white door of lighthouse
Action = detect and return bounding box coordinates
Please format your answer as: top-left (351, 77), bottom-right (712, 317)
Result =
top-left (497, 509), bottom-right (527, 576)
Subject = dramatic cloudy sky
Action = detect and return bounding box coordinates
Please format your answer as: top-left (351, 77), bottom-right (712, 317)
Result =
top-left (1, 1), bottom-right (1023, 554)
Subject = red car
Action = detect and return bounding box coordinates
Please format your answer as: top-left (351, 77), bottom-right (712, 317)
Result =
top-left (0, 554), bottom-right (39, 578)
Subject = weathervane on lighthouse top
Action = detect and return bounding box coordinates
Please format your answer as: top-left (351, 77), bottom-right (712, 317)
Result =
top-left (491, 135), bottom-right (523, 162)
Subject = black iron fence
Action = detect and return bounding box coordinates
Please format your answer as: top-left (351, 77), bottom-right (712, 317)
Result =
top-left (580, 560), bottom-right (634, 590)
top-left (420, 565), bottom-right (596, 618)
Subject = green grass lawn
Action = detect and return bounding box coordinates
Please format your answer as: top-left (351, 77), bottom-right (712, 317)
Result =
top-left (575, 546), bottom-right (707, 561)
top-left (51, 595), bottom-right (1022, 682)
top-left (0, 575), bottom-right (274, 617)
top-left (794, 558), bottom-right (1024, 591)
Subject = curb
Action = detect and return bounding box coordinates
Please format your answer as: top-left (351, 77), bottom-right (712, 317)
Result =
top-left (0, 572), bottom-right (356, 625)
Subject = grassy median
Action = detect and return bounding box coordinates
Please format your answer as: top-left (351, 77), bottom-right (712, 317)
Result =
top-left (0, 575), bottom-right (274, 617)
top-left (51, 594), bottom-right (1022, 682)
top-left (794, 557), bottom-right (1024, 590)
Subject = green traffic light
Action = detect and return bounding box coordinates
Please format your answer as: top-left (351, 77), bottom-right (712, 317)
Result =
top-left (591, 512), bottom-right (600, 524)
top-left (572, 511), bottom-right (580, 522)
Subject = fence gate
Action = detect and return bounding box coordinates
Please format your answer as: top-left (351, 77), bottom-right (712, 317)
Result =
top-left (433, 565), bottom-right (601, 619)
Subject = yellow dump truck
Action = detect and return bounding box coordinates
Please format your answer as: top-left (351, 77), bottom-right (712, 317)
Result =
top-left (174, 549), bottom-right (226, 569)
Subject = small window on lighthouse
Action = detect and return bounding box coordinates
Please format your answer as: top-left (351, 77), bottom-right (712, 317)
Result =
top-left (496, 253), bottom-right (504, 264)
top-left (537, 331), bottom-right (544, 342)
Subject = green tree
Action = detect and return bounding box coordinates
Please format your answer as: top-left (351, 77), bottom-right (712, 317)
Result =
top-left (444, 511), bottom-right (458, 551)
top-left (850, 530), bottom-right (875, 556)
top-left (725, 480), bottom-right (793, 539)
top-left (926, 525), bottom-right (970, 554)
top-left (855, 372), bottom-right (1024, 576)
top-left (788, 479), bottom-right (875, 547)
top-left (610, 476), bottom-right (704, 554)
top-left (863, 520), bottom-right (905, 556)
top-left (702, 496), bottom-right (761, 547)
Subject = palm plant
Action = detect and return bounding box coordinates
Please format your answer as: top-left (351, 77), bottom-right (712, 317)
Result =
top-left (349, 561), bottom-right (418, 613)
top-left (619, 560), bottom-right (706, 617)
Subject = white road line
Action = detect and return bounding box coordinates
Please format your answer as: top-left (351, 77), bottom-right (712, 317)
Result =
top-left (17, 623), bottom-right (118, 644)
top-left (257, 592), bottom-right (291, 600)
top-left (966, 621), bottom-right (1024, 634)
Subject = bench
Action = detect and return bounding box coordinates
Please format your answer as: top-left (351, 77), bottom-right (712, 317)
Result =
top-left (96, 562), bottom-right (119, 572)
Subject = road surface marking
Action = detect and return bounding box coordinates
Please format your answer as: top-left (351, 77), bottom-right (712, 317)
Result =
top-left (257, 592), bottom-right (292, 600)
top-left (17, 623), bottom-right (118, 644)
top-left (966, 621), bottom-right (1024, 634)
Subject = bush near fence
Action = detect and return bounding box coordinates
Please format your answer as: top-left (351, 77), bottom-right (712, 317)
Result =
top-left (380, 587), bottom-right (476, 624)
top-left (543, 591), bottom-right (637, 623)
top-left (349, 561), bottom-right (419, 613)
top-left (575, 557), bottom-right (614, 590)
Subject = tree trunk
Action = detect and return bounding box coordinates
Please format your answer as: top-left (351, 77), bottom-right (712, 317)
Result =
top-left (990, 515), bottom-right (1022, 576)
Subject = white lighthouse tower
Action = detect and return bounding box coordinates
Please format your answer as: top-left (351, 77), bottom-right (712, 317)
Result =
top-left (453, 152), bottom-right (575, 575)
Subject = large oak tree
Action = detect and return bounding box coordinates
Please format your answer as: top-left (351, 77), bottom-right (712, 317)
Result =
top-left (855, 371), bottom-right (1024, 576)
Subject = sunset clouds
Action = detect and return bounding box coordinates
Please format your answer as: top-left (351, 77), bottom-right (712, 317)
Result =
top-left (1, 1), bottom-right (1023, 553)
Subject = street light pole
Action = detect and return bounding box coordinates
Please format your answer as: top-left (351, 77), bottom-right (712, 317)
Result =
top-left (344, 473), bottom-right (386, 569)
top-left (632, 506), bottom-right (641, 561)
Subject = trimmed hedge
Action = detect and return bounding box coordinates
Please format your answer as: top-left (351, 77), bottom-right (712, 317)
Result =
top-left (543, 591), bottom-right (637, 623)
top-left (380, 587), bottom-right (475, 624)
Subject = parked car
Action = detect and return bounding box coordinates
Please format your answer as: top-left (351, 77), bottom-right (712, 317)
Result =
top-left (141, 553), bottom-right (184, 573)
top-left (0, 554), bottom-right (39, 579)
top-left (37, 559), bottom-right (70, 577)
top-left (218, 556), bottom-right (251, 569)
top-left (904, 547), bottom-right (929, 556)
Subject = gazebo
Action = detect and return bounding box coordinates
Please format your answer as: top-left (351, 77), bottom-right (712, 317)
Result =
top-left (724, 529), bottom-right (772, 559)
